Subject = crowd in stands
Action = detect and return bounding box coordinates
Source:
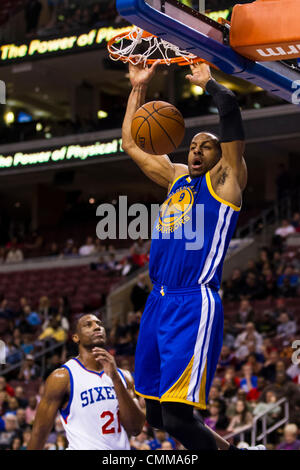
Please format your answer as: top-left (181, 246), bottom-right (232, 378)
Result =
top-left (1, 211), bottom-right (300, 449)
top-left (0, 233), bottom-right (149, 264)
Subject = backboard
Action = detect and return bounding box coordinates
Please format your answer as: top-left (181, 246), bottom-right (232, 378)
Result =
top-left (116, 0), bottom-right (300, 105)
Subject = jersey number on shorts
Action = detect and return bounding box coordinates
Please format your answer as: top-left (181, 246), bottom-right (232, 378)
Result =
top-left (101, 410), bottom-right (121, 434)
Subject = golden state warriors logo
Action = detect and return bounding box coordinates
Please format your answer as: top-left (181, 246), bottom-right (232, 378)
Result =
top-left (157, 187), bottom-right (194, 233)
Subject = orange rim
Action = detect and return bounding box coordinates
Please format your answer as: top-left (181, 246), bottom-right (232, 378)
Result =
top-left (107, 29), bottom-right (219, 68)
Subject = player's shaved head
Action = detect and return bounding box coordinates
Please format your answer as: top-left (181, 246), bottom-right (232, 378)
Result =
top-left (192, 132), bottom-right (220, 143)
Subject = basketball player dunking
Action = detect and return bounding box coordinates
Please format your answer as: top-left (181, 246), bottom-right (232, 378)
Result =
top-left (27, 314), bottom-right (145, 450)
top-left (122, 62), bottom-right (264, 450)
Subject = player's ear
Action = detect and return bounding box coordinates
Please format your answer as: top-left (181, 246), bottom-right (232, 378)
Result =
top-left (72, 333), bottom-right (80, 345)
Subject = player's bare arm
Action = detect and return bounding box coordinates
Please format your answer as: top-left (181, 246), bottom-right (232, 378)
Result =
top-left (122, 61), bottom-right (188, 189)
top-left (27, 368), bottom-right (70, 450)
top-left (92, 347), bottom-right (145, 436)
top-left (186, 63), bottom-right (247, 205)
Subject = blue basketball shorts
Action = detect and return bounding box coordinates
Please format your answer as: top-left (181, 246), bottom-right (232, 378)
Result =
top-left (134, 283), bottom-right (224, 409)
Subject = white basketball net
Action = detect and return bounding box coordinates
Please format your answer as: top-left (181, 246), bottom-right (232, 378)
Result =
top-left (108, 27), bottom-right (199, 66)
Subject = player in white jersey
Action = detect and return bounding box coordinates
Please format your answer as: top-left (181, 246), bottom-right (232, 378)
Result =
top-left (28, 314), bottom-right (145, 450)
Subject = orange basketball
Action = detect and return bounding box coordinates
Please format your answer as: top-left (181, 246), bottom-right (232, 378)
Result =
top-left (131, 101), bottom-right (185, 155)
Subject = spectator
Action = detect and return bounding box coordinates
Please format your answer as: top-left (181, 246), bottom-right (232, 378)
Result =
top-left (275, 219), bottom-right (296, 239)
top-left (148, 429), bottom-right (175, 450)
top-left (276, 312), bottom-right (297, 343)
top-left (6, 246), bottom-right (24, 264)
top-left (0, 414), bottom-right (20, 450)
top-left (130, 427), bottom-right (151, 450)
top-left (207, 385), bottom-right (227, 415)
top-left (260, 371), bottom-right (300, 423)
top-left (25, 396), bottom-right (38, 426)
top-left (244, 350), bottom-right (264, 375)
top-left (14, 386), bottom-right (28, 409)
top-left (0, 299), bottom-right (12, 320)
top-left (16, 408), bottom-right (28, 431)
top-left (38, 317), bottom-right (67, 343)
top-left (218, 345), bottom-right (237, 372)
top-left (18, 354), bottom-right (41, 382)
top-left (24, 305), bottom-right (41, 329)
top-left (160, 440), bottom-right (174, 450)
top-left (226, 400), bottom-right (253, 433)
top-left (255, 248), bottom-right (271, 272)
top-left (6, 396), bottom-right (19, 414)
top-left (5, 336), bottom-right (23, 365)
top-left (62, 239), bottom-right (75, 256)
top-left (38, 296), bottom-right (51, 324)
top-left (241, 272), bottom-right (264, 300)
top-left (10, 436), bottom-right (22, 450)
top-left (234, 300), bottom-right (255, 332)
top-left (221, 367), bottom-right (240, 400)
top-left (91, 255), bottom-right (108, 271)
top-left (120, 257), bottom-right (137, 277)
top-left (253, 390), bottom-right (281, 426)
top-left (130, 274), bottom-right (150, 312)
top-left (20, 427), bottom-right (32, 450)
top-left (256, 310), bottom-right (277, 336)
top-left (234, 322), bottom-right (263, 361)
top-left (130, 238), bottom-right (149, 267)
top-left (20, 334), bottom-right (35, 356)
top-left (278, 265), bottom-right (299, 288)
top-left (239, 364), bottom-right (258, 394)
top-left (78, 236), bottom-right (96, 256)
top-left (48, 433), bottom-right (68, 450)
top-left (0, 377), bottom-right (15, 397)
top-left (204, 401), bottom-right (229, 431)
top-left (47, 242), bottom-right (60, 257)
top-left (106, 253), bottom-right (120, 272)
top-left (276, 424), bottom-right (300, 450)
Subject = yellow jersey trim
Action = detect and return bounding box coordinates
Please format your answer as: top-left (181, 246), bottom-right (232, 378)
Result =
top-left (206, 171), bottom-right (241, 212)
top-left (160, 397), bottom-right (207, 409)
top-left (168, 173), bottom-right (189, 195)
top-left (160, 356), bottom-right (194, 402)
top-left (134, 389), bottom-right (160, 401)
top-left (199, 360), bottom-right (207, 405)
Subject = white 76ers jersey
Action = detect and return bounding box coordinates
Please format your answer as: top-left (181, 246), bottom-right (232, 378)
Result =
top-left (59, 358), bottom-right (130, 450)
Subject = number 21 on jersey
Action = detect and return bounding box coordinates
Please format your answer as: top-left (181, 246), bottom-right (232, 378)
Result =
top-left (101, 410), bottom-right (121, 434)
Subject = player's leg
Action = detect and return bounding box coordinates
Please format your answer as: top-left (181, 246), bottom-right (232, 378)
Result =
top-left (134, 291), bottom-right (162, 402)
top-left (158, 287), bottom-right (224, 450)
top-left (161, 402), bottom-right (217, 450)
top-left (145, 398), bottom-right (164, 429)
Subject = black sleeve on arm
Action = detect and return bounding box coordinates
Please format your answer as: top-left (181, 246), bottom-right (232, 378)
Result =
top-left (206, 79), bottom-right (245, 143)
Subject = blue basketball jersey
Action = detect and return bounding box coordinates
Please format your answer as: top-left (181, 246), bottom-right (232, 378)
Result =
top-left (149, 171), bottom-right (241, 290)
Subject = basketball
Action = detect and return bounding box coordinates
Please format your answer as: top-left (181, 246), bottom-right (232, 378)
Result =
top-left (131, 101), bottom-right (185, 155)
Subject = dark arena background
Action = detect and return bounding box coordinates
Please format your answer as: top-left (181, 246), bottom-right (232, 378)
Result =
top-left (0, 0), bottom-right (300, 453)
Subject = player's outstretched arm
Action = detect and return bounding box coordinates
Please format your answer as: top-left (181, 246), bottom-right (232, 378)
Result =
top-left (27, 368), bottom-right (69, 450)
top-left (122, 62), bottom-right (186, 189)
top-left (92, 348), bottom-right (145, 436)
top-left (186, 63), bottom-right (247, 190)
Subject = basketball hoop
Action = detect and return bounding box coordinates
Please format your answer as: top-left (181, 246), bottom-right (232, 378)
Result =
top-left (107, 27), bottom-right (217, 68)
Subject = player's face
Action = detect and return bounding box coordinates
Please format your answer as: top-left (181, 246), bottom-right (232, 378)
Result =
top-left (74, 315), bottom-right (106, 348)
top-left (187, 133), bottom-right (221, 178)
